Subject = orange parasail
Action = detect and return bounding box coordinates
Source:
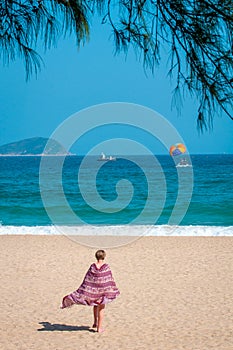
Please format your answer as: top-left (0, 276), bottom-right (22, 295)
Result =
top-left (169, 143), bottom-right (186, 156)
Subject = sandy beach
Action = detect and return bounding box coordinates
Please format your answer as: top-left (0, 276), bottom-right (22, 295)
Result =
top-left (0, 235), bottom-right (233, 350)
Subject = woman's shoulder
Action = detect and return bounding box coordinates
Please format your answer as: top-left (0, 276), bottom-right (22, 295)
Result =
top-left (91, 262), bottom-right (110, 270)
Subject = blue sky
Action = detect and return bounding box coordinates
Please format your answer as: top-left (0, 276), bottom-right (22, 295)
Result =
top-left (0, 19), bottom-right (232, 155)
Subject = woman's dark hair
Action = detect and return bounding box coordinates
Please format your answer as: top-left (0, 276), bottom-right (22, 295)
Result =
top-left (95, 250), bottom-right (106, 261)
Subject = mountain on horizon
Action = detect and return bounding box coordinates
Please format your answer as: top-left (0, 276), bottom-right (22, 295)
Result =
top-left (0, 137), bottom-right (72, 155)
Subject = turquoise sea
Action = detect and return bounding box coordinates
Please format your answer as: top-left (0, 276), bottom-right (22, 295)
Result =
top-left (0, 155), bottom-right (232, 235)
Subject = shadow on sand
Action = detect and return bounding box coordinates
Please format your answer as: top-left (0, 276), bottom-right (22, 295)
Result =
top-left (37, 321), bottom-right (96, 332)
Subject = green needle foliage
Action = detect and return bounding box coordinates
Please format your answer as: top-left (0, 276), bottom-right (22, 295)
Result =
top-left (1, 0), bottom-right (233, 129)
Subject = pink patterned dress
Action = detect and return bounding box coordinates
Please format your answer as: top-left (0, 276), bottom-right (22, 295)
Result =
top-left (61, 263), bottom-right (120, 308)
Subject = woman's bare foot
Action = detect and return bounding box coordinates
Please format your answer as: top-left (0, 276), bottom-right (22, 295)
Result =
top-left (97, 328), bottom-right (105, 333)
top-left (92, 323), bottom-right (97, 328)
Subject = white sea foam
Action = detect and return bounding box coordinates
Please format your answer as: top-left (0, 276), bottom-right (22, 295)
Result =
top-left (0, 225), bottom-right (232, 236)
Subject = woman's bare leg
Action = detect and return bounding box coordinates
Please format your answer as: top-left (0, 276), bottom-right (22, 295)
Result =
top-left (93, 306), bottom-right (98, 327)
top-left (97, 304), bottom-right (105, 333)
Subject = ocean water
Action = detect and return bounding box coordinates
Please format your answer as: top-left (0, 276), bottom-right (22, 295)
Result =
top-left (0, 155), bottom-right (233, 235)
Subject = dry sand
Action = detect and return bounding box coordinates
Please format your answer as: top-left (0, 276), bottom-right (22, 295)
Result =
top-left (0, 235), bottom-right (233, 350)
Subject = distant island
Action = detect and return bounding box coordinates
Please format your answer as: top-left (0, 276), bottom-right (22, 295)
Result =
top-left (0, 137), bottom-right (74, 156)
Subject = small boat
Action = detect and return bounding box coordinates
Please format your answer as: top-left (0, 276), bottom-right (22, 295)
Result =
top-left (176, 158), bottom-right (192, 168)
top-left (98, 152), bottom-right (116, 161)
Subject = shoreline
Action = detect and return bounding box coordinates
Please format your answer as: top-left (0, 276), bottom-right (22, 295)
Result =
top-left (0, 224), bottom-right (233, 236)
